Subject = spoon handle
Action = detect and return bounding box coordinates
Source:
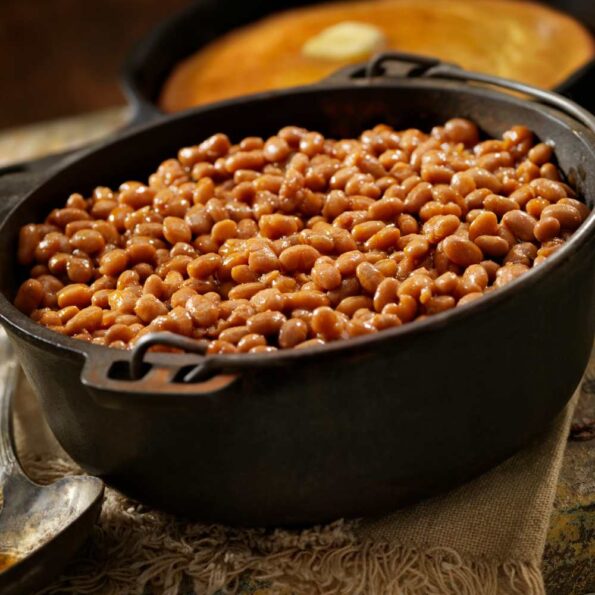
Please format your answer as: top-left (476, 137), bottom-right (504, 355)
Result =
top-left (0, 328), bottom-right (21, 479)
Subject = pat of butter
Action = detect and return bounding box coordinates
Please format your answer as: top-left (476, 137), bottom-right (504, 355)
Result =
top-left (302, 21), bottom-right (387, 61)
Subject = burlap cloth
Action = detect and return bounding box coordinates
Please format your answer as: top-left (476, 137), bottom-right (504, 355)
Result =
top-left (13, 368), bottom-right (581, 595)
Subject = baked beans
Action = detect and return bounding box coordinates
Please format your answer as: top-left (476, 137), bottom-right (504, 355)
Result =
top-left (15, 120), bottom-right (590, 352)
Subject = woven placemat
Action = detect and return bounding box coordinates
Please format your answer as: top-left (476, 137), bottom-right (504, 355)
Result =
top-left (14, 371), bottom-right (580, 595)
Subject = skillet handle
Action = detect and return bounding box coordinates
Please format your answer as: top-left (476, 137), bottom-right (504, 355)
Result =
top-left (0, 90), bottom-right (164, 180)
top-left (123, 89), bottom-right (165, 130)
top-left (363, 52), bottom-right (595, 134)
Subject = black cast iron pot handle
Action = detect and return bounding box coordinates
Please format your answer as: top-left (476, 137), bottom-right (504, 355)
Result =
top-left (128, 331), bottom-right (276, 382)
top-left (419, 62), bottom-right (595, 133)
top-left (81, 331), bottom-right (292, 404)
top-left (327, 51), bottom-right (595, 134)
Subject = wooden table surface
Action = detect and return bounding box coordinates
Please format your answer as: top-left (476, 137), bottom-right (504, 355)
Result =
top-left (0, 113), bottom-right (593, 594)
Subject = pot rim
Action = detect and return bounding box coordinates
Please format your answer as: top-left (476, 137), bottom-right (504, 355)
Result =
top-left (1, 77), bottom-right (594, 367)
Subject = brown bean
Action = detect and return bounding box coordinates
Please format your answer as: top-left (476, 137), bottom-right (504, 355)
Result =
top-left (421, 215), bottom-right (459, 244)
top-left (187, 254), bottom-right (222, 279)
top-left (67, 257), bottom-right (94, 283)
top-left (494, 263), bottom-right (529, 287)
top-left (35, 232), bottom-right (71, 262)
top-left (504, 242), bottom-right (538, 266)
top-left (237, 333), bottom-right (267, 352)
top-left (368, 312), bottom-right (401, 330)
top-left (444, 118), bottom-right (479, 146)
top-left (263, 137), bottom-right (291, 162)
top-left (468, 211), bottom-right (498, 240)
top-left (247, 247), bottom-right (279, 274)
top-left (311, 307), bottom-right (344, 340)
top-left (403, 236), bottom-right (430, 260)
top-left (285, 290), bottom-right (329, 311)
top-left (258, 214), bottom-right (299, 239)
top-left (480, 260), bottom-right (499, 282)
top-left (530, 178), bottom-right (573, 201)
top-left (56, 305), bottom-right (79, 324)
top-left (246, 311), bottom-right (285, 336)
top-left (186, 295), bottom-right (219, 327)
top-left (528, 143), bottom-right (553, 165)
top-left (105, 324), bottom-right (134, 345)
top-left (442, 235), bottom-right (483, 267)
top-left (534, 217), bottom-right (561, 242)
top-left (127, 242), bottom-right (158, 265)
top-left (507, 185), bottom-right (533, 208)
top-left (524, 198), bottom-right (547, 219)
top-left (404, 182), bottom-right (432, 213)
top-left (249, 345), bottom-right (277, 353)
top-left (133, 294), bottom-right (167, 323)
top-left (368, 197), bottom-right (404, 221)
top-left (397, 273), bottom-right (432, 301)
top-left (57, 284), bottom-right (93, 308)
top-left (336, 296), bottom-right (373, 317)
top-left (294, 338), bottom-right (325, 350)
top-left (540, 204), bottom-right (582, 230)
top-left (18, 225), bottom-right (44, 265)
top-left (99, 249), bottom-right (129, 276)
top-left (279, 245), bottom-right (319, 271)
top-left (305, 231), bottom-right (335, 253)
top-left (90, 289), bottom-right (111, 309)
top-left (345, 318), bottom-right (376, 337)
top-left (424, 295), bottom-right (456, 314)
top-left (374, 258), bottom-right (397, 277)
top-left (473, 235), bottom-right (509, 258)
top-left (227, 282), bottom-right (265, 300)
top-left (466, 167), bottom-right (502, 194)
top-left (312, 261), bottom-right (342, 290)
top-left (433, 271), bottom-right (458, 295)
top-left (463, 264), bottom-right (488, 290)
top-left (385, 295), bottom-right (417, 322)
top-left (65, 306), bottom-right (103, 335)
top-left (69, 229), bottom-right (105, 254)
top-left (49, 208), bottom-right (91, 228)
top-left (356, 262), bottom-right (384, 293)
top-left (483, 194), bottom-right (519, 217)
top-left (14, 279), bottom-right (44, 314)
top-left (211, 219), bottom-right (238, 243)
top-left (167, 307), bottom-right (194, 336)
top-left (373, 278), bottom-right (399, 312)
top-left (63, 221), bottom-right (91, 238)
top-left (250, 288), bottom-right (285, 312)
top-left (218, 325), bottom-right (251, 345)
top-left (558, 198), bottom-right (589, 221)
top-left (333, 251), bottom-right (362, 276)
top-left (163, 216), bottom-right (192, 244)
top-left (225, 151), bottom-right (266, 173)
top-left (351, 221), bottom-right (384, 243)
top-left (457, 292), bottom-right (484, 306)
top-left (501, 210), bottom-right (537, 241)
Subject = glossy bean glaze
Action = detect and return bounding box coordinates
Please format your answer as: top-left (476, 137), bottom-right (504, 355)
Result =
top-left (14, 121), bottom-right (590, 351)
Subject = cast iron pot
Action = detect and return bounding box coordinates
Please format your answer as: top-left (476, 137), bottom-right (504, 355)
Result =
top-left (0, 55), bottom-right (594, 525)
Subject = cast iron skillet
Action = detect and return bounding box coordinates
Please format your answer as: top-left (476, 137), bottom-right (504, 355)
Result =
top-left (0, 54), bottom-right (594, 526)
top-left (122, 0), bottom-right (595, 116)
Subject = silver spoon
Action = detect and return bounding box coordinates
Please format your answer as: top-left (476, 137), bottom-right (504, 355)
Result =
top-left (0, 329), bottom-right (104, 595)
